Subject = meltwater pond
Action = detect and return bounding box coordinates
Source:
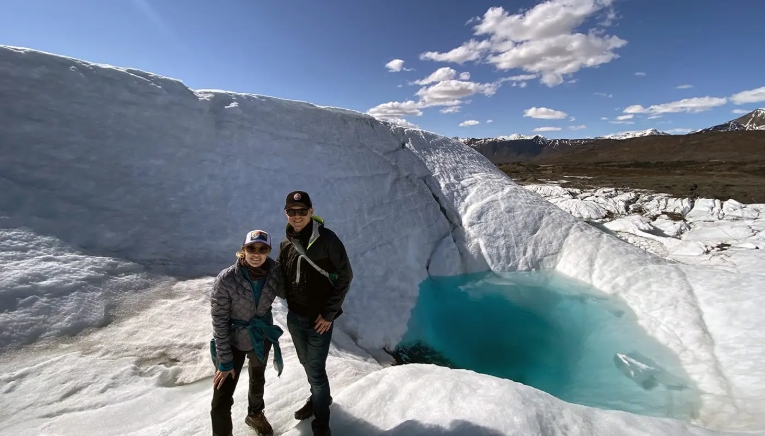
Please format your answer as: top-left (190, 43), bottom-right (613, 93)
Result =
top-left (393, 271), bottom-right (701, 420)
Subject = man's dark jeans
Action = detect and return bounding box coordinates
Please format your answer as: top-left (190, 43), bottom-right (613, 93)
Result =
top-left (287, 311), bottom-right (334, 431)
top-left (210, 343), bottom-right (271, 436)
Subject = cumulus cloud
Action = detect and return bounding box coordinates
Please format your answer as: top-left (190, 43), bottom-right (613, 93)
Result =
top-left (615, 114), bottom-right (633, 120)
top-left (367, 100), bottom-right (422, 119)
top-left (676, 84), bottom-right (693, 89)
top-left (487, 119), bottom-right (494, 123)
top-left (635, 72), bottom-right (646, 76)
top-left (569, 125), bottom-right (587, 130)
top-left (385, 59), bottom-right (407, 72)
top-left (732, 109), bottom-right (750, 114)
top-left (459, 120), bottom-right (480, 127)
top-left (523, 107), bottom-right (568, 119)
top-left (533, 126), bottom-right (562, 132)
top-left (414, 67), bottom-right (458, 85)
top-left (440, 106), bottom-right (462, 114)
top-left (730, 86), bottom-right (765, 105)
top-left (459, 72), bottom-right (471, 80)
top-left (381, 118), bottom-right (418, 128)
top-left (416, 80), bottom-right (497, 107)
top-left (623, 96), bottom-right (728, 115)
top-left (419, 1), bottom-right (627, 87)
top-left (420, 39), bottom-right (491, 63)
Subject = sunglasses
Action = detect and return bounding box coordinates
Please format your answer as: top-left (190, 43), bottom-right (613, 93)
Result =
top-left (285, 208), bottom-right (310, 217)
top-left (244, 245), bottom-right (270, 254)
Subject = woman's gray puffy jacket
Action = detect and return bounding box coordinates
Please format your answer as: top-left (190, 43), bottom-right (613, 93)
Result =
top-left (211, 257), bottom-right (285, 367)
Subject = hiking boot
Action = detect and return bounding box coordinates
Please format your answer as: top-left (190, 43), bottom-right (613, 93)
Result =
top-left (245, 411), bottom-right (274, 436)
top-left (294, 396), bottom-right (333, 420)
top-left (311, 419), bottom-right (332, 436)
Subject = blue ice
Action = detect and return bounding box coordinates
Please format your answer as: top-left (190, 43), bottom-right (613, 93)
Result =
top-left (394, 271), bottom-right (701, 420)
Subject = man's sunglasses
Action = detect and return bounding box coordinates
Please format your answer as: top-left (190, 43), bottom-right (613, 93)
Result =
top-left (286, 208), bottom-right (310, 217)
top-left (244, 245), bottom-right (270, 254)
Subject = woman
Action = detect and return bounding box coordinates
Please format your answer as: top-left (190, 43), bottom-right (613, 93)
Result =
top-left (210, 229), bottom-right (285, 436)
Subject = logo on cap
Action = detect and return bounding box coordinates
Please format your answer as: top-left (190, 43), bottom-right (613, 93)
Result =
top-left (294, 193), bottom-right (302, 201)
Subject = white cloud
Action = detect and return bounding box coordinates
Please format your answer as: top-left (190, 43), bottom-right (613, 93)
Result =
top-left (624, 96), bottom-right (727, 115)
top-left (635, 72), bottom-right (646, 76)
top-left (487, 119), bottom-right (494, 123)
top-left (732, 109), bottom-right (750, 114)
top-left (533, 127), bottom-right (562, 132)
top-left (595, 92), bottom-right (613, 98)
top-left (459, 72), bottom-right (471, 80)
top-left (385, 59), bottom-right (406, 72)
top-left (440, 106), bottom-right (462, 114)
top-left (397, 84), bottom-right (403, 88)
top-left (569, 117), bottom-right (576, 121)
top-left (420, 39), bottom-right (491, 64)
top-left (386, 118), bottom-right (419, 128)
top-left (523, 107), bottom-right (568, 119)
top-left (730, 86), bottom-right (765, 105)
top-left (600, 117), bottom-right (609, 120)
top-left (676, 84), bottom-right (693, 89)
top-left (459, 120), bottom-right (480, 127)
top-left (518, 82), bottom-right (528, 88)
top-left (414, 67), bottom-right (458, 85)
top-left (615, 114), bottom-right (633, 120)
top-left (647, 114), bottom-right (663, 119)
top-left (568, 79), bottom-right (579, 83)
top-left (609, 120), bottom-right (634, 124)
top-left (419, 1), bottom-right (627, 87)
top-left (599, 7), bottom-right (618, 26)
top-left (569, 125), bottom-right (587, 130)
top-left (666, 128), bottom-right (692, 134)
top-left (501, 74), bottom-right (538, 82)
top-left (367, 100), bottom-right (422, 120)
top-left (416, 80), bottom-right (497, 107)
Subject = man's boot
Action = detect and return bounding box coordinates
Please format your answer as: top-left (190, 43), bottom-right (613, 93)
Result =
top-left (245, 411), bottom-right (274, 436)
top-left (294, 396), bottom-right (333, 420)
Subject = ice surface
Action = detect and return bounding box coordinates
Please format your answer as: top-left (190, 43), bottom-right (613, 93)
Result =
top-left (1, 45), bottom-right (764, 434)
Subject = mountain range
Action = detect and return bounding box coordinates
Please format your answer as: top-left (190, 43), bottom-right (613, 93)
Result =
top-left (460, 109), bottom-right (765, 164)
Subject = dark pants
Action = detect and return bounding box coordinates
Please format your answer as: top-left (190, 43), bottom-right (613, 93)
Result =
top-left (287, 311), bottom-right (334, 431)
top-left (210, 342), bottom-right (271, 436)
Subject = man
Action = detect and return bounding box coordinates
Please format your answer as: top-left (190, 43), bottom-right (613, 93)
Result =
top-left (277, 190), bottom-right (353, 436)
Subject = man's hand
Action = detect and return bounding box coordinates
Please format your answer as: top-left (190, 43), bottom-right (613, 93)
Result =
top-left (315, 315), bottom-right (332, 334)
top-left (214, 369), bottom-right (236, 389)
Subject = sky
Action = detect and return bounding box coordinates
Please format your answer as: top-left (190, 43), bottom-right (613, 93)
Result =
top-left (1, 0), bottom-right (765, 139)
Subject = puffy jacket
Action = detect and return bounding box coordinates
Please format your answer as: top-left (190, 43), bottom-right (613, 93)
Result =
top-left (211, 257), bottom-right (285, 369)
top-left (278, 216), bottom-right (353, 321)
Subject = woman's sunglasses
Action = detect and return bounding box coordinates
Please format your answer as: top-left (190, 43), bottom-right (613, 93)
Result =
top-left (244, 245), bottom-right (270, 254)
top-left (286, 208), bottom-right (310, 217)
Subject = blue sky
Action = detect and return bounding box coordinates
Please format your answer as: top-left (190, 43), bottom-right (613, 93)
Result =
top-left (2, 0), bottom-right (764, 139)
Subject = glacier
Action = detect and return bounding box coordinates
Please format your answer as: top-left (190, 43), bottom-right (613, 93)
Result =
top-left (1, 45), bottom-right (764, 435)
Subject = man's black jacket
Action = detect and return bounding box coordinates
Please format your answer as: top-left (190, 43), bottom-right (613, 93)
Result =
top-left (277, 216), bottom-right (353, 322)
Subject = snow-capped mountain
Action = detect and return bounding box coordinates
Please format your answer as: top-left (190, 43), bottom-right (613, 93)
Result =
top-left (497, 133), bottom-right (535, 140)
top-left (461, 135), bottom-right (592, 163)
top-left (735, 108), bottom-right (765, 130)
top-left (691, 109), bottom-right (765, 134)
top-left (598, 128), bottom-right (670, 140)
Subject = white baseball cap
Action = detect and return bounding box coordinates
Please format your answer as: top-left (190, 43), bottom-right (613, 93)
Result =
top-left (243, 230), bottom-right (271, 248)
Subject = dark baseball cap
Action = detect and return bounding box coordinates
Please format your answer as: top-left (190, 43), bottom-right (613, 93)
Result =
top-left (284, 191), bottom-right (312, 210)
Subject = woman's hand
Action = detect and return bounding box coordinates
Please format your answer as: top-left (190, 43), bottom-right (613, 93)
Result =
top-left (214, 369), bottom-right (236, 389)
